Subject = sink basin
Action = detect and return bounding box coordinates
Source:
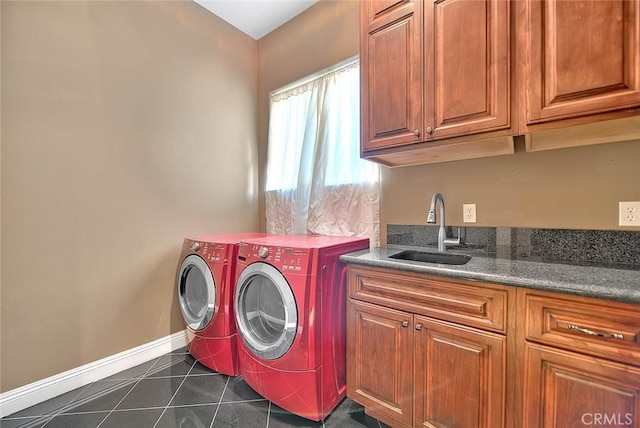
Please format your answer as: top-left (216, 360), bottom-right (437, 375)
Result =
top-left (389, 250), bottom-right (471, 265)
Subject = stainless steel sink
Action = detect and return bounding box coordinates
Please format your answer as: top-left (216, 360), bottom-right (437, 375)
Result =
top-left (389, 250), bottom-right (471, 265)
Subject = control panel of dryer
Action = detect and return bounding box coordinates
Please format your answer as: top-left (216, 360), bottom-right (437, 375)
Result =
top-left (185, 239), bottom-right (229, 263)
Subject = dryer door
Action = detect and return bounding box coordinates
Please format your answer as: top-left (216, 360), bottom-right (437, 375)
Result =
top-left (235, 262), bottom-right (297, 360)
top-left (177, 255), bottom-right (216, 331)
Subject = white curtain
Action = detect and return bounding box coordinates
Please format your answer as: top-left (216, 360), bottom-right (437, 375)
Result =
top-left (265, 60), bottom-right (380, 246)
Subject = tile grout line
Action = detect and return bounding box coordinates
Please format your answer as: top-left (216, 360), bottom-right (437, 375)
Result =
top-left (37, 381), bottom-right (96, 428)
top-left (3, 348), bottom-right (385, 428)
top-left (266, 401), bottom-right (272, 428)
top-left (208, 375), bottom-right (230, 428)
top-left (94, 355), bottom-right (164, 428)
top-left (203, 397), bottom-right (265, 405)
top-left (64, 406), bottom-right (165, 415)
top-left (151, 358), bottom-right (198, 428)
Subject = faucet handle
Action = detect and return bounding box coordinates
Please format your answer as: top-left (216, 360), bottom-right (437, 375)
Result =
top-left (444, 228), bottom-right (462, 247)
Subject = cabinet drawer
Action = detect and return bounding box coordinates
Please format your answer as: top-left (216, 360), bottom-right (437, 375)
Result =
top-left (348, 266), bottom-right (509, 333)
top-left (523, 290), bottom-right (640, 366)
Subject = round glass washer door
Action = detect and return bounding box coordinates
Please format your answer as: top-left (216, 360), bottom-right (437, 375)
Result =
top-left (177, 255), bottom-right (216, 331)
top-left (235, 262), bottom-right (297, 360)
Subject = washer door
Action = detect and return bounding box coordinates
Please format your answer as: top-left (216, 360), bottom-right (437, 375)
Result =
top-left (235, 262), bottom-right (297, 360)
top-left (177, 255), bottom-right (216, 331)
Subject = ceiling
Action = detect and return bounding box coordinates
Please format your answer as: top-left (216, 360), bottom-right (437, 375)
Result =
top-left (193, 0), bottom-right (320, 40)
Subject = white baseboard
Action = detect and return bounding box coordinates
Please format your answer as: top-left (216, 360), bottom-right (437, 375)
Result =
top-left (0, 330), bottom-right (188, 419)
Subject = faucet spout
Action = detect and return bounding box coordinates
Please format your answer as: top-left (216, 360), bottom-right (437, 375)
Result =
top-left (426, 192), bottom-right (460, 252)
top-left (426, 192), bottom-right (442, 224)
top-left (427, 193), bottom-right (445, 223)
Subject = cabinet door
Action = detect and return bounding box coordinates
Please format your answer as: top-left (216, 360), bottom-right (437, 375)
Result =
top-left (361, 0), bottom-right (423, 151)
top-left (425, 0), bottom-right (510, 139)
top-left (347, 300), bottom-right (413, 427)
top-left (523, 343), bottom-right (640, 428)
top-left (414, 316), bottom-right (506, 428)
top-left (523, 0), bottom-right (640, 124)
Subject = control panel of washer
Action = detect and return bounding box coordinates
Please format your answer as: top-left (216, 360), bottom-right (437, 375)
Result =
top-left (240, 244), bottom-right (310, 272)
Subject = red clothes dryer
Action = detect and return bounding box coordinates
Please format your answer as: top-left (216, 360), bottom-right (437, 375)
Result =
top-left (176, 232), bottom-right (267, 376)
top-left (233, 234), bottom-right (369, 421)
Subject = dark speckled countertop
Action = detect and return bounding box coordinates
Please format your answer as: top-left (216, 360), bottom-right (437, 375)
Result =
top-left (340, 244), bottom-right (640, 305)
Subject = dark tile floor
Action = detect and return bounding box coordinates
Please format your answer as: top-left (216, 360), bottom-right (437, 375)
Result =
top-left (1, 348), bottom-right (388, 428)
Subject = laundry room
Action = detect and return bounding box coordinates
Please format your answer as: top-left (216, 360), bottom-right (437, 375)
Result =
top-left (2, 0), bottom-right (639, 427)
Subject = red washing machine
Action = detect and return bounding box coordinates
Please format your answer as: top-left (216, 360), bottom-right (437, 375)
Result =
top-left (176, 232), bottom-right (267, 376)
top-left (233, 234), bottom-right (369, 421)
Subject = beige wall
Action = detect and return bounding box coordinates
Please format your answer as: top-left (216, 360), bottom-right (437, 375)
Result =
top-left (381, 140), bottom-right (640, 242)
top-left (1, 1), bottom-right (258, 391)
top-left (258, 0), bottom-right (640, 244)
top-left (257, 0), bottom-right (360, 233)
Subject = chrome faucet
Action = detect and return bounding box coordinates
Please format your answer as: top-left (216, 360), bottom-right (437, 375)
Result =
top-left (426, 192), bottom-right (461, 252)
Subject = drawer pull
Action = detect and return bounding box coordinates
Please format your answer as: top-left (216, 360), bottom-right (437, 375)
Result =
top-left (567, 324), bottom-right (624, 340)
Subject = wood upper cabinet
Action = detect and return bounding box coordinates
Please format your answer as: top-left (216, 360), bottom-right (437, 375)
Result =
top-left (361, 0), bottom-right (423, 151)
top-left (425, 0), bottom-right (510, 139)
top-left (360, 0), bottom-right (514, 166)
top-left (361, 0), bottom-right (640, 162)
top-left (520, 0), bottom-right (640, 126)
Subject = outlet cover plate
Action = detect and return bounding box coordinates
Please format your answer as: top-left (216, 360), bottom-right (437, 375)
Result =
top-left (463, 204), bottom-right (477, 223)
top-left (619, 201), bottom-right (640, 226)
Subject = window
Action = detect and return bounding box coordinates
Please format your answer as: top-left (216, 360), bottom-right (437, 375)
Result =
top-left (265, 58), bottom-right (379, 245)
top-left (265, 89), bottom-right (312, 191)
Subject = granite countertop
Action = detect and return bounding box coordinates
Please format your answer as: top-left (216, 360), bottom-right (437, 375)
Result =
top-left (340, 244), bottom-right (640, 305)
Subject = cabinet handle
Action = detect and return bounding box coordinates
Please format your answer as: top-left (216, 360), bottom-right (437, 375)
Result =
top-left (413, 129), bottom-right (420, 137)
top-left (415, 323), bottom-right (423, 331)
top-left (401, 321), bottom-right (409, 328)
top-left (426, 127), bottom-right (433, 134)
top-left (567, 324), bottom-right (624, 340)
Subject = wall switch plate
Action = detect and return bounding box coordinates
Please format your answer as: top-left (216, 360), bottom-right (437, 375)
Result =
top-left (463, 204), bottom-right (476, 223)
top-left (619, 201), bottom-right (640, 226)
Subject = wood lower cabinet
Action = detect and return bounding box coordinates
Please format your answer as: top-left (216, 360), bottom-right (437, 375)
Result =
top-left (346, 265), bottom-right (640, 427)
top-left (519, 289), bottom-right (640, 427)
top-left (414, 317), bottom-right (506, 428)
top-left (347, 266), bottom-right (511, 427)
top-left (523, 343), bottom-right (640, 428)
top-left (348, 300), bottom-right (413, 427)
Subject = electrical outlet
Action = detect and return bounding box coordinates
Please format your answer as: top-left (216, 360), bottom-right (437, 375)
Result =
top-left (619, 201), bottom-right (640, 226)
top-left (463, 204), bottom-right (476, 223)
